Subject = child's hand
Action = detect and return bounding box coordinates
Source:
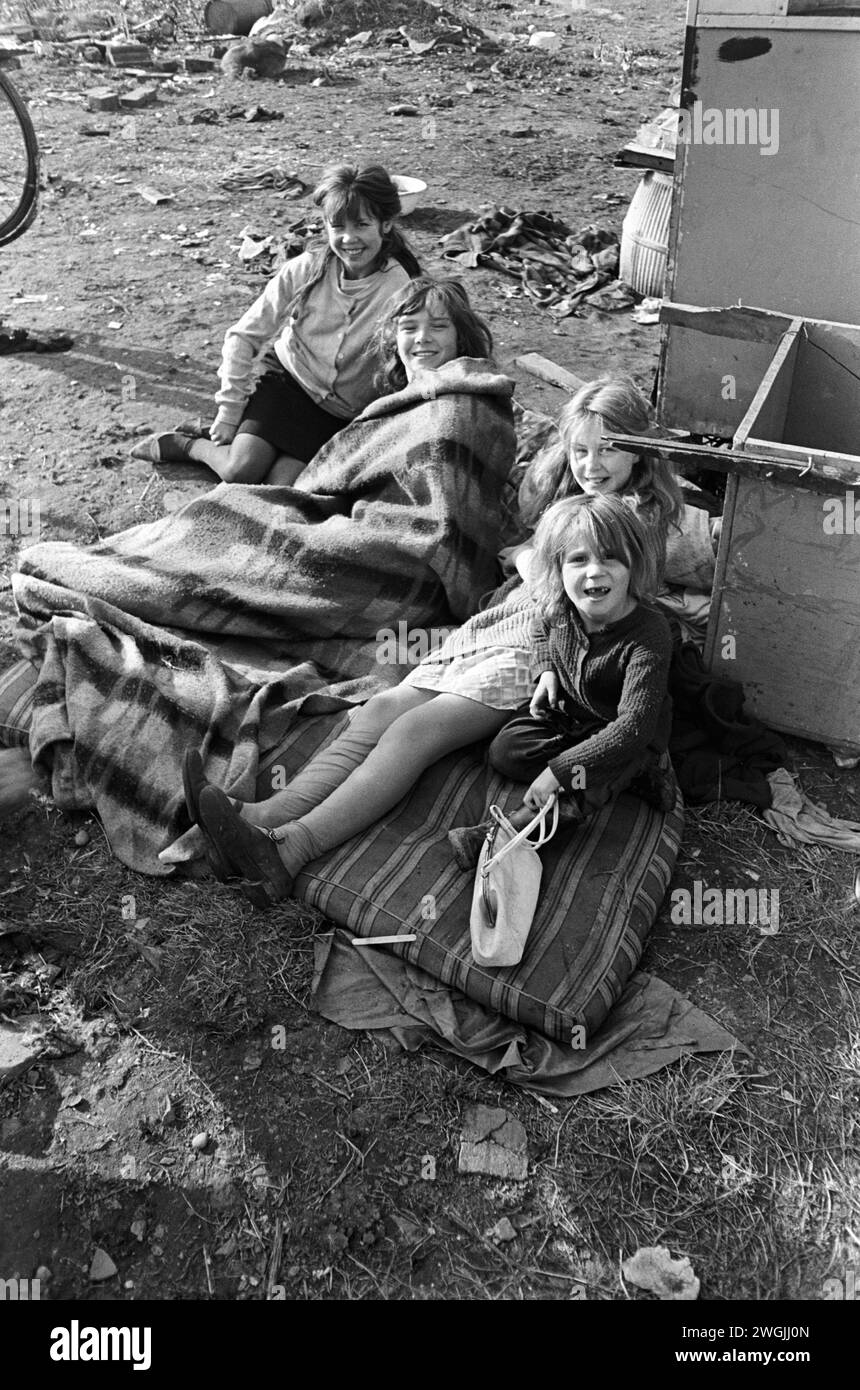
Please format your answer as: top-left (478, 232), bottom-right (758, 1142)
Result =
top-left (523, 767), bottom-right (562, 811)
top-left (529, 671), bottom-right (560, 718)
top-left (210, 417), bottom-right (237, 446)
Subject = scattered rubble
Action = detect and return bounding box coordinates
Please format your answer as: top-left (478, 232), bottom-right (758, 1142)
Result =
top-left (457, 1104), bottom-right (528, 1180)
top-left (106, 39), bottom-right (153, 67)
top-left (0, 1016), bottom-right (47, 1084)
top-left (243, 0), bottom-right (497, 54)
top-left (119, 84), bottom-right (159, 107)
top-left (487, 1216), bottom-right (518, 1242)
top-left (622, 1245), bottom-right (701, 1300)
top-left (221, 36), bottom-right (292, 80)
top-left (85, 86), bottom-right (119, 110)
top-left (89, 1247), bottom-right (119, 1281)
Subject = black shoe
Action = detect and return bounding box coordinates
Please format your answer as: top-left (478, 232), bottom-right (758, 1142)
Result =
top-left (627, 754), bottom-right (676, 812)
top-left (182, 749), bottom-right (232, 883)
top-left (197, 785), bottom-right (292, 908)
top-left (448, 822), bottom-right (491, 872)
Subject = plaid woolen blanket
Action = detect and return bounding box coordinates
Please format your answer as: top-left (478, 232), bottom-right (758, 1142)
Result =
top-left (12, 357), bottom-right (515, 873)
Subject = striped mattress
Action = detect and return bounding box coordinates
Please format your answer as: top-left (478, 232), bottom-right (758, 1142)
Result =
top-left (260, 710), bottom-right (684, 1044)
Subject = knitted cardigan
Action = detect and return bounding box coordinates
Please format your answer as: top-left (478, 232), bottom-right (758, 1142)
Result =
top-left (531, 601), bottom-right (673, 791)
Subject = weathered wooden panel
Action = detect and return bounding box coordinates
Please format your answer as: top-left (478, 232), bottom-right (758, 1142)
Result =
top-left (658, 303), bottom-right (792, 435)
top-left (659, 326), bottom-right (779, 435)
top-left (697, 12), bottom-right (860, 25)
top-left (744, 438), bottom-right (860, 487)
top-left (661, 19), bottom-right (860, 430)
top-left (787, 0), bottom-right (860, 12)
top-left (707, 476), bottom-right (860, 752)
top-left (670, 28), bottom-right (860, 325)
top-left (783, 324), bottom-right (860, 455)
top-left (733, 324), bottom-right (799, 446)
top-left (696, 0), bottom-right (860, 12)
top-left (696, 0), bottom-right (788, 14)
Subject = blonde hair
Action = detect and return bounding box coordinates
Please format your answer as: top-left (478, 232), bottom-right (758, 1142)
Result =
top-left (530, 493), bottom-right (658, 625)
top-left (518, 375), bottom-right (683, 540)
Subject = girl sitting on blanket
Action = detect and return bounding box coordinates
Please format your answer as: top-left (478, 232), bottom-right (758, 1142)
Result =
top-left (0, 275), bottom-right (501, 823)
top-left (131, 163), bottom-right (421, 486)
top-left (172, 383), bottom-right (678, 907)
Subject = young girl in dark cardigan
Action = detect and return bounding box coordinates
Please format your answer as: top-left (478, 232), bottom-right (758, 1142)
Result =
top-left (490, 492), bottom-right (673, 814)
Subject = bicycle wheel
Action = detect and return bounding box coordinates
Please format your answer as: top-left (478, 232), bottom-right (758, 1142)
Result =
top-left (0, 68), bottom-right (40, 247)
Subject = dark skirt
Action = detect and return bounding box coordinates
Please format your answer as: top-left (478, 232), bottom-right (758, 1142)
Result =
top-left (237, 353), bottom-right (348, 463)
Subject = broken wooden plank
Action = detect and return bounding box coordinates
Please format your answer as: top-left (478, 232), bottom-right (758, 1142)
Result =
top-left (734, 324), bottom-right (801, 449)
top-left (514, 353), bottom-right (586, 393)
top-left (106, 40), bottom-right (153, 67)
top-left (614, 143), bottom-right (675, 174)
top-left (660, 301), bottom-right (793, 343)
top-left (134, 184), bottom-right (173, 204)
top-left (604, 433), bottom-right (860, 493)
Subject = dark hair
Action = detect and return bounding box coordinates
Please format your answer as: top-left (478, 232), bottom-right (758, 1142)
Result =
top-left (518, 374), bottom-right (683, 535)
top-left (371, 275), bottom-right (494, 393)
top-left (530, 492), bottom-right (658, 624)
top-left (288, 163), bottom-right (421, 325)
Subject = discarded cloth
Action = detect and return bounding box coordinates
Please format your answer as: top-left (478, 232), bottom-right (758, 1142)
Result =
top-left (439, 206), bottom-right (621, 318)
top-left (230, 213), bottom-right (322, 274)
top-left (220, 166), bottom-right (307, 196)
top-left (669, 643), bottom-right (787, 807)
top-left (245, 10), bottom-right (495, 51)
top-left (664, 505), bottom-right (717, 593)
top-left (186, 105), bottom-right (287, 125)
top-left (312, 930), bottom-right (745, 1098)
top-left (654, 589), bottom-right (710, 646)
top-left (763, 768), bottom-right (860, 852)
top-left (0, 328), bottom-right (74, 355)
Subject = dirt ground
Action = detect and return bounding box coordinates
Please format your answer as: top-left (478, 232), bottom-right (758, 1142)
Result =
top-left (1, 0), bottom-right (859, 1309)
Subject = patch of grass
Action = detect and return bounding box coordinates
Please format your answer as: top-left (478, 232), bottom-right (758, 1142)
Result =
top-left (148, 889), bottom-right (323, 1040)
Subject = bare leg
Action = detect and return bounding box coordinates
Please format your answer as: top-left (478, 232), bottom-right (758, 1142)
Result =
top-left (185, 434), bottom-right (277, 484)
top-left (0, 747), bottom-right (39, 817)
top-left (262, 455), bottom-right (306, 486)
top-left (136, 429), bottom-right (311, 485)
top-left (186, 439), bottom-right (305, 485)
top-left (268, 693), bottom-right (509, 879)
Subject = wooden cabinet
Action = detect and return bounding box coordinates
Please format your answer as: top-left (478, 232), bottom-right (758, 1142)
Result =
top-left (656, 1), bottom-right (860, 756)
top-left (704, 313), bottom-right (860, 757)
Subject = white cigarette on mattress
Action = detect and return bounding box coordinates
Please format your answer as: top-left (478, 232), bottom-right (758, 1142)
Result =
top-left (351, 934), bottom-right (417, 946)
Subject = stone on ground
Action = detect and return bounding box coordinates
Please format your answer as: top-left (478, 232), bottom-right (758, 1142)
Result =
top-left (457, 1103), bottom-right (528, 1180)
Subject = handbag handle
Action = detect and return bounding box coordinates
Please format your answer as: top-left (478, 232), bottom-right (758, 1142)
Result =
top-left (482, 792), bottom-right (560, 876)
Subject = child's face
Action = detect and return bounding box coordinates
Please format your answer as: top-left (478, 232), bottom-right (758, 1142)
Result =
top-left (326, 203), bottom-right (391, 279)
top-left (561, 530), bottom-right (635, 631)
top-left (395, 302), bottom-right (459, 382)
top-left (568, 413), bottom-right (635, 495)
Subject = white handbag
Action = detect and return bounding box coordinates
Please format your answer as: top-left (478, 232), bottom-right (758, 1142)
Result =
top-left (469, 793), bottom-right (560, 968)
